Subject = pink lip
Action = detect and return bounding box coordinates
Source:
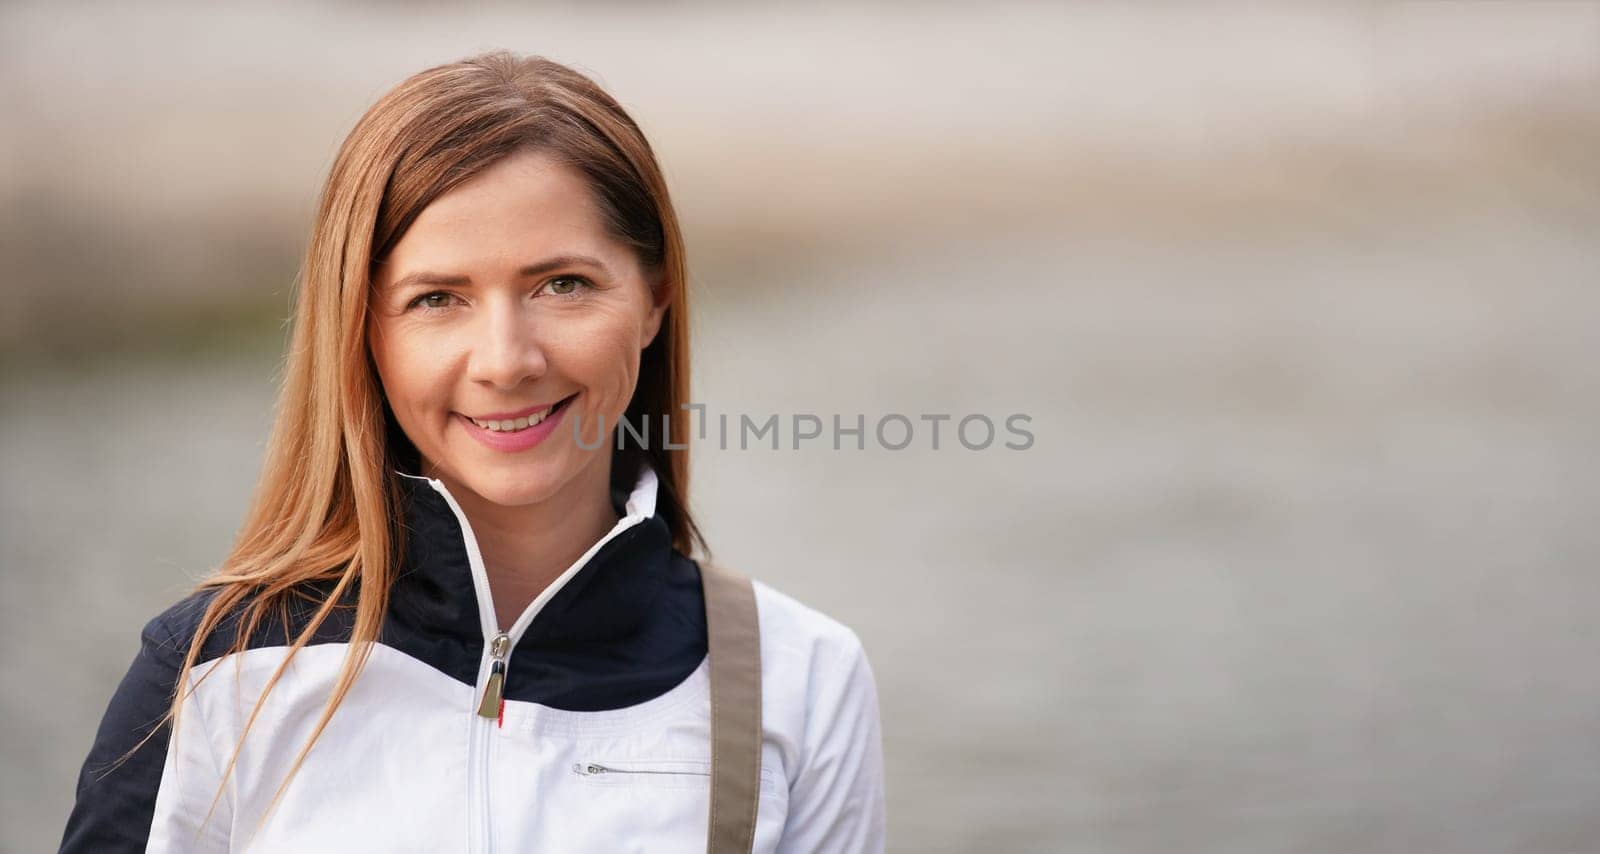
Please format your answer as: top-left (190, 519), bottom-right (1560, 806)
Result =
top-left (457, 394), bottom-right (575, 453)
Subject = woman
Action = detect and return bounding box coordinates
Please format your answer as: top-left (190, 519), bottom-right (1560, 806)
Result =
top-left (60, 51), bottom-right (885, 853)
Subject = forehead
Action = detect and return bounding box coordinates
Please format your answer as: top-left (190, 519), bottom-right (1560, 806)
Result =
top-left (378, 148), bottom-right (631, 280)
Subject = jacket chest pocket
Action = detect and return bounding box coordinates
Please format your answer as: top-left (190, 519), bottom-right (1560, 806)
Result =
top-left (572, 758), bottom-right (781, 797)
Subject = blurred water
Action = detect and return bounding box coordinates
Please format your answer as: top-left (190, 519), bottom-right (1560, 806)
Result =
top-left (7, 205), bottom-right (1600, 852)
top-left (4, 1), bottom-right (1599, 358)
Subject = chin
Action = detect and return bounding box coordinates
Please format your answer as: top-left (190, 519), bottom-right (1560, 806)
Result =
top-left (458, 467), bottom-right (564, 508)
top-left (428, 428), bottom-right (607, 510)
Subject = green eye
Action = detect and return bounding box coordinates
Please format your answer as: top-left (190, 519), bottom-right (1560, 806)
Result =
top-left (411, 292), bottom-right (454, 310)
top-left (548, 277), bottom-right (588, 296)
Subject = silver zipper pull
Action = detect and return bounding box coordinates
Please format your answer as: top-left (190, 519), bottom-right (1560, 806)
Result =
top-left (476, 632), bottom-right (510, 719)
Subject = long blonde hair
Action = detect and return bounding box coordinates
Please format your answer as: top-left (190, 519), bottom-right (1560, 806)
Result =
top-left (166, 51), bottom-right (705, 829)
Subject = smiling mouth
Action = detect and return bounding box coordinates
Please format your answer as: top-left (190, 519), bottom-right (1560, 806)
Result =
top-left (463, 394), bottom-right (576, 433)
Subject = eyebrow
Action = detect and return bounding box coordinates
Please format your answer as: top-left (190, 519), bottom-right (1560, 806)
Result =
top-left (385, 254), bottom-right (613, 291)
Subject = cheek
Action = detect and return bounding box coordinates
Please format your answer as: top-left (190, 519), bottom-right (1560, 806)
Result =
top-left (369, 320), bottom-right (455, 422)
top-left (553, 314), bottom-right (646, 413)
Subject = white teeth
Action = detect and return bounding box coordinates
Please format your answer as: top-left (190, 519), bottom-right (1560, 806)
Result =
top-left (469, 403), bottom-right (557, 432)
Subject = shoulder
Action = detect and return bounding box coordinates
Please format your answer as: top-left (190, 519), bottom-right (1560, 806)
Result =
top-left (749, 579), bottom-right (875, 706)
top-left (748, 582), bottom-right (864, 649)
top-left (745, 578), bottom-right (881, 759)
top-left (138, 588), bottom-right (222, 665)
top-left (139, 578), bottom-right (354, 668)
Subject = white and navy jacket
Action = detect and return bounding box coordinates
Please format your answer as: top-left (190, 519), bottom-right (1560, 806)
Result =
top-left (61, 465), bottom-right (886, 853)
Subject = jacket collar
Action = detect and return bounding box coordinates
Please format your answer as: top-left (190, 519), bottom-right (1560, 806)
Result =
top-left (388, 464), bottom-right (675, 648)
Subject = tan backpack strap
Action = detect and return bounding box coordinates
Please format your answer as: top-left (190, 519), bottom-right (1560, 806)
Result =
top-left (701, 562), bottom-right (762, 854)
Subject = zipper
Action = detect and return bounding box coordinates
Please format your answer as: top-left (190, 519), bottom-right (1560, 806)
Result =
top-left (416, 471), bottom-right (655, 854)
top-left (573, 761), bottom-right (711, 778)
top-left (476, 632), bottom-right (510, 721)
top-left (574, 760), bottom-right (779, 798)
top-left (467, 630), bottom-right (508, 854)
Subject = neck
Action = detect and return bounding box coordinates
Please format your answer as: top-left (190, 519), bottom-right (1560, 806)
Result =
top-left (441, 454), bottom-right (622, 631)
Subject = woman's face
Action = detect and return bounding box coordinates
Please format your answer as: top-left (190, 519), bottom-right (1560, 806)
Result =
top-left (367, 147), bottom-right (666, 510)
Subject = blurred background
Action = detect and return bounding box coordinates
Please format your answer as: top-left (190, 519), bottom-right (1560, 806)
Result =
top-left (3, 2), bottom-right (1599, 852)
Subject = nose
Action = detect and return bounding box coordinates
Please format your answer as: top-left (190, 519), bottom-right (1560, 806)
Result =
top-left (467, 293), bottom-right (547, 390)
